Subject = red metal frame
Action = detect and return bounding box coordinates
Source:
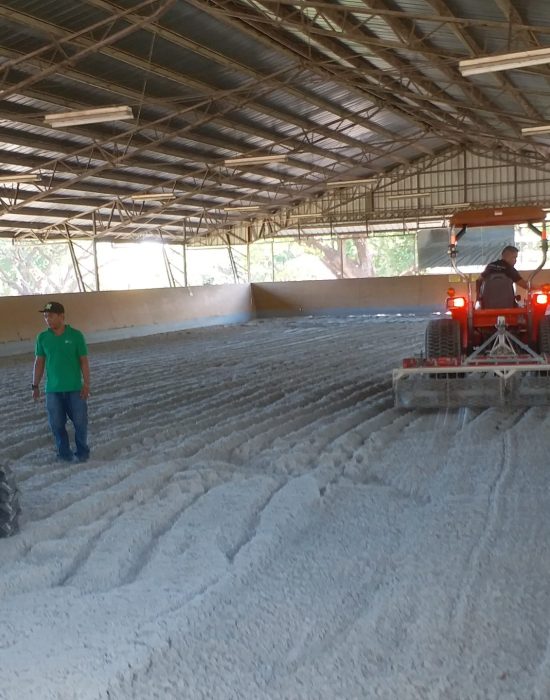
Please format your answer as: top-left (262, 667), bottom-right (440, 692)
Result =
top-left (446, 293), bottom-right (548, 353)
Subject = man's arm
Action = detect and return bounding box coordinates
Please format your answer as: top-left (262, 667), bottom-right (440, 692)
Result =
top-left (515, 277), bottom-right (528, 290)
top-left (79, 355), bottom-right (90, 399)
top-left (32, 356), bottom-right (45, 399)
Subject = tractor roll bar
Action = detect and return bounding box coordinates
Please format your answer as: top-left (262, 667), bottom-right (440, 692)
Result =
top-left (448, 206), bottom-right (548, 289)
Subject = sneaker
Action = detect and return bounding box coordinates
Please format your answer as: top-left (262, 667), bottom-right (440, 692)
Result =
top-left (75, 453), bottom-right (90, 463)
top-left (57, 453), bottom-right (74, 463)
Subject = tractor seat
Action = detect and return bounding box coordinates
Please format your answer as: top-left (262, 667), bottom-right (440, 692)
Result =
top-left (479, 273), bottom-right (516, 309)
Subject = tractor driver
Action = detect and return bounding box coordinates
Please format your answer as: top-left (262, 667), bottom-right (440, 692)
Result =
top-left (476, 245), bottom-right (528, 302)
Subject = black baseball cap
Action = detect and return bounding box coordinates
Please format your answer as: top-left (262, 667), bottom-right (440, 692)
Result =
top-left (38, 301), bottom-right (65, 314)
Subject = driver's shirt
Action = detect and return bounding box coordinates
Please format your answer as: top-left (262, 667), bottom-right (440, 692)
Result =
top-left (481, 258), bottom-right (522, 283)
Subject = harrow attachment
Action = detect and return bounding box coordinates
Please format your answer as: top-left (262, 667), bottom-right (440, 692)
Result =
top-left (393, 364), bottom-right (550, 409)
top-left (394, 316), bottom-right (550, 409)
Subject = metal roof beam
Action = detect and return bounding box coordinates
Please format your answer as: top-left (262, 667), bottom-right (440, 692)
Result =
top-left (423, 0), bottom-right (540, 120)
top-left (0, 0), bottom-right (175, 100)
top-left (0, 7), bottom-right (379, 161)
top-left (250, 0), bottom-right (521, 134)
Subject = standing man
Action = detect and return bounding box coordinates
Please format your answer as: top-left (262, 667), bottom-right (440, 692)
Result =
top-left (32, 301), bottom-right (91, 463)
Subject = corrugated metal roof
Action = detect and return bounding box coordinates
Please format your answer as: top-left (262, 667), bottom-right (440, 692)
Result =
top-left (0, 0), bottom-right (549, 243)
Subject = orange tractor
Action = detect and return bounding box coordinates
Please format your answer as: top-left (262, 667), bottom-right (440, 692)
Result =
top-left (393, 206), bottom-right (550, 408)
top-left (0, 466), bottom-right (19, 537)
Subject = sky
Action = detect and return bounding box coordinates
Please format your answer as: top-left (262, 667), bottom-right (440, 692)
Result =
top-left (1, 315), bottom-right (550, 699)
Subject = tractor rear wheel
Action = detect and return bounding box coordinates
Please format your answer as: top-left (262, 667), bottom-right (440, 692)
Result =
top-left (539, 316), bottom-right (550, 355)
top-left (0, 466), bottom-right (20, 537)
top-left (425, 318), bottom-right (462, 359)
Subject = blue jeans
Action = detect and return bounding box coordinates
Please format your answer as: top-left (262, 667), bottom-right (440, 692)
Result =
top-left (46, 392), bottom-right (89, 461)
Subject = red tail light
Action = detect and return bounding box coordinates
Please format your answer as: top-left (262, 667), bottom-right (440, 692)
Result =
top-left (448, 296), bottom-right (466, 308)
top-left (535, 293), bottom-right (548, 305)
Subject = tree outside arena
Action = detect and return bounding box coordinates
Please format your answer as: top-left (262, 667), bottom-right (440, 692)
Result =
top-left (0, 240), bottom-right (78, 296)
top-left (0, 233), bottom-right (416, 296)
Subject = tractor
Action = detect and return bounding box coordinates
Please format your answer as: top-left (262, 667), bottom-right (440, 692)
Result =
top-left (393, 206), bottom-right (550, 408)
top-left (0, 466), bottom-right (20, 537)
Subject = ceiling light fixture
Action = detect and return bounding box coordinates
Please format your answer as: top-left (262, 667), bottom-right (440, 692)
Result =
top-left (0, 173), bottom-right (41, 183)
top-left (44, 105), bottom-right (134, 128)
top-left (433, 202), bottom-right (471, 210)
top-left (459, 47), bottom-right (550, 76)
top-left (224, 155), bottom-right (287, 166)
top-left (128, 193), bottom-right (176, 201)
top-left (521, 125), bottom-right (550, 136)
top-left (326, 178), bottom-right (377, 188)
top-left (387, 192), bottom-right (431, 200)
top-left (224, 205), bottom-right (261, 212)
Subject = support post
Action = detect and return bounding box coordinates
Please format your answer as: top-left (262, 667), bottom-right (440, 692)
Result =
top-left (183, 220), bottom-right (188, 287)
top-left (92, 238), bottom-right (100, 291)
top-left (161, 235), bottom-right (176, 287)
top-left (67, 234), bottom-right (85, 292)
top-left (226, 234), bottom-right (239, 283)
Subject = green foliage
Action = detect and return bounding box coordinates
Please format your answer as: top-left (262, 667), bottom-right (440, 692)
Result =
top-left (274, 241), bottom-right (333, 281)
top-left (343, 239), bottom-right (357, 258)
top-left (0, 233), bottom-right (419, 297)
top-left (185, 247), bottom-right (239, 285)
top-left (0, 240), bottom-right (78, 296)
top-left (249, 243), bottom-right (273, 282)
top-left (248, 234), bottom-right (417, 281)
top-left (301, 234), bottom-right (416, 278)
top-left (367, 235), bottom-right (416, 277)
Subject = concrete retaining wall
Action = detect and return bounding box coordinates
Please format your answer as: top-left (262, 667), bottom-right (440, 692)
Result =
top-left (251, 272), bottom-right (550, 316)
top-left (251, 275), bottom-right (464, 316)
top-left (0, 285), bottom-right (253, 355)
top-left (3, 271), bottom-right (550, 355)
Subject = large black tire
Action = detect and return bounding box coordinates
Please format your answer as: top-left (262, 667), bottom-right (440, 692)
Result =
top-left (539, 316), bottom-right (550, 355)
top-left (425, 318), bottom-right (461, 359)
top-left (0, 466), bottom-right (20, 537)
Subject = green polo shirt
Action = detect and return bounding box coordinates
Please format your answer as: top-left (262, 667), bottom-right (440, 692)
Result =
top-left (35, 325), bottom-right (88, 393)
